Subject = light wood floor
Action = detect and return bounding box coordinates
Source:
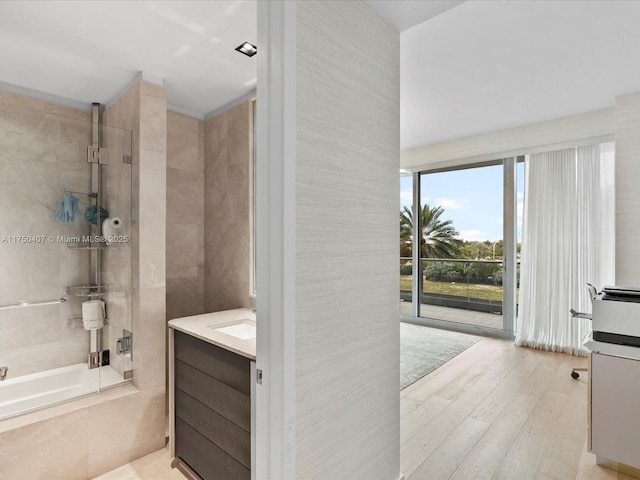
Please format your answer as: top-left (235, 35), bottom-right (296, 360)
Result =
top-left (401, 336), bottom-right (636, 480)
top-left (96, 337), bottom-right (636, 480)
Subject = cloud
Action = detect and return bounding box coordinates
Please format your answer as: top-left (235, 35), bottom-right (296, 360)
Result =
top-left (517, 191), bottom-right (524, 201)
top-left (496, 218), bottom-right (503, 225)
top-left (400, 187), bottom-right (413, 208)
top-left (517, 202), bottom-right (524, 227)
top-left (435, 197), bottom-right (468, 210)
top-left (459, 229), bottom-right (489, 241)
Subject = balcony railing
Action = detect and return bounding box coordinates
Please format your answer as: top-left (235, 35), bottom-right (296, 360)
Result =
top-left (400, 257), bottom-right (513, 315)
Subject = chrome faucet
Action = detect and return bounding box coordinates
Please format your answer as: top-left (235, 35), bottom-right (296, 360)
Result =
top-left (0, 366), bottom-right (7, 381)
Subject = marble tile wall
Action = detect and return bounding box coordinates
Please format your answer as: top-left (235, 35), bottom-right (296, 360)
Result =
top-left (166, 112), bottom-right (205, 320)
top-left (204, 100), bottom-right (254, 312)
top-left (0, 80), bottom-right (167, 479)
top-left (124, 80), bottom-right (167, 395)
top-left (0, 92), bottom-right (93, 378)
top-left (0, 388), bottom-right (164, 480)
top-left (104, 80), bottom-right (169, 393)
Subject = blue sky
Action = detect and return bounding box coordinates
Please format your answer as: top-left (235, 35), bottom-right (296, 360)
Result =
top-left (400, 163), bottom-right (524, 242)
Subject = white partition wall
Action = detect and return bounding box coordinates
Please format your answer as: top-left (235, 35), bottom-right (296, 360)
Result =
top-left (256, 1), bottom-right (400, 478)
top-left (295, 1), bottom-right (400, 478)
top-left (614, 92), bottom-right (640, 286)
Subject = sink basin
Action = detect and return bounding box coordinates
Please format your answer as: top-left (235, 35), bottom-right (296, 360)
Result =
top-left (208, 319), bottom-right (256, 340)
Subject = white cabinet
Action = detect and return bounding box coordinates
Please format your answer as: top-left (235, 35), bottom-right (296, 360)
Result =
top-left (591, 352), bottom-right (640, 469)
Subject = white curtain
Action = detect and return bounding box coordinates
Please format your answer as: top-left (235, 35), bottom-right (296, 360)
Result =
top-left (515, 142), bottom-right (615, 356)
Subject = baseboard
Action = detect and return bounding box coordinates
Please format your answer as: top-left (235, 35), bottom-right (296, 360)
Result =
top-left (596, 456), bottom-right (640, 479)
top-left (171, 457), bottom-right (200, 480)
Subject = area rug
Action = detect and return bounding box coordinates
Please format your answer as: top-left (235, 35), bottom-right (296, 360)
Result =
top-left (401, 322), bottom-right (481, 390)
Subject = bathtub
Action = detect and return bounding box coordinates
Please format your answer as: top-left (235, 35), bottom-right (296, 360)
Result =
top-left (0, 363), bottom-right (126, 420)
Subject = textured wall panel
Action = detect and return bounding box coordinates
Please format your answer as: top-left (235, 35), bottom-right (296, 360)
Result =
top-left (295, 1), bottom-right (400, 478)
top-left (614, 92), bottom-right (640, 285)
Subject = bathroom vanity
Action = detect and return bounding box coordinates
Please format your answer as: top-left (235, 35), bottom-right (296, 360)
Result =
top-left (168, 309), bottom-right (256, 480)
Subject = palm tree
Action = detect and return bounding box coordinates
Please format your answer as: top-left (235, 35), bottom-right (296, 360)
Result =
top-left (400, 204), bottom-right (462, 258)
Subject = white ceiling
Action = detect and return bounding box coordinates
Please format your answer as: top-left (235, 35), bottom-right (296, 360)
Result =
top-left (0, 1), bottom-right (256, 119)
top-left (401, 0), bottom-right (640, 150)
top-left (365, 0), bottom-right (466, 32)
top-left (2, 1), bottom-right (640, 151)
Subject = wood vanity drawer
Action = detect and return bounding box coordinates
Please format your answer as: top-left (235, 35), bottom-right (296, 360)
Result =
top-left (174, 330), bottom-right (250, 395)
top-left (176, 389), bottom-right (250, 468)
top-left (175, 359), bottom-right (250, 431)
top-left (176, 418), bottom-right (250, 480)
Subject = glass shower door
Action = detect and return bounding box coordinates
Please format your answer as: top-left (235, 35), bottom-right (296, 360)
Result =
top-left (99, 122), bottom-right (133, 390)
top-left (0, 99), bottom-right (132, 419)
top-left (0, 101), bottom-right (101, 417)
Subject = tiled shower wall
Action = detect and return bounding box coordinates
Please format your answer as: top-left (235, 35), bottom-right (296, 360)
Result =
top-left (165, 100), bottom-right (254, 320)
top-left (0, 92), bottom-right (93, 377)
top-left (166, 112), bottom-right (205, 320)
top-left (0, 80), bottom-right (166, 479)
top-left (106, 80), bottom-right (167, 399)
top-left (204, 100), bottom-right (254, 312)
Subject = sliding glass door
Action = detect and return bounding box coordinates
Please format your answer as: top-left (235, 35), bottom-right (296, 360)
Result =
top-left (401, 158), bottom-right (523, 337)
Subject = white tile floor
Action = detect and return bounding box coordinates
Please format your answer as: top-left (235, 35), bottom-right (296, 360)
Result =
top-left (93, 447), bottom-right (186, 480)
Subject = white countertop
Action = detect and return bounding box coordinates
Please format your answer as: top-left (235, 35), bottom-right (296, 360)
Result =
top-left (168, 308), bottom-right (256, 360)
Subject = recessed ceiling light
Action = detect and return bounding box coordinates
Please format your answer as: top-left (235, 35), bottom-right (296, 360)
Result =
top-left (235, 41), bottom-right (257, 57)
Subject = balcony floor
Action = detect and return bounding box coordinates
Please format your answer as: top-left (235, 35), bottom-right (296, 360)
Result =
top-left (401, 300), bottom-right (504, 330)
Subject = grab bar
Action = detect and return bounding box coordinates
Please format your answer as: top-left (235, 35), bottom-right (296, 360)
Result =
top-left (0, 297), bottom-right (68, 311)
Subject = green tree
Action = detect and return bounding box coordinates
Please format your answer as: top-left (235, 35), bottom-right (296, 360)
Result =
top-left (458, 239), bottom-right (503, 260)
top-left (400, 206), bottom-right (413, 258)
top-left (400, 204), bottom-right (462, 259)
